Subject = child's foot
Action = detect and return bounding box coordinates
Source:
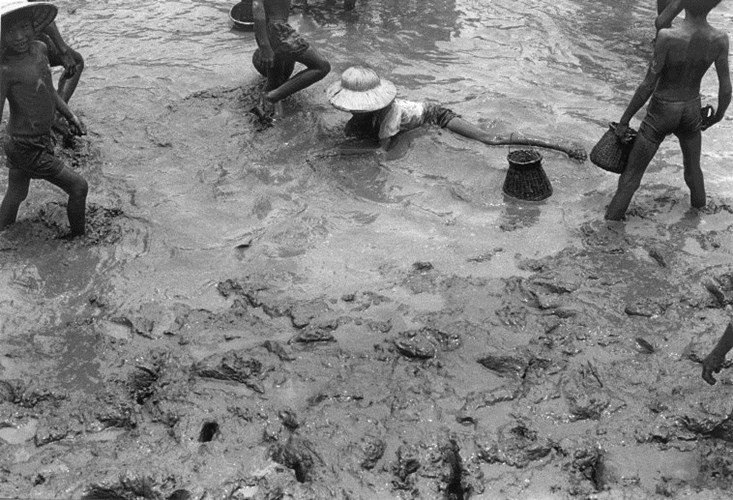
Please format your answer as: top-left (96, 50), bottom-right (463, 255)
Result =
top-left (58, 231), bottom-right (85, 241)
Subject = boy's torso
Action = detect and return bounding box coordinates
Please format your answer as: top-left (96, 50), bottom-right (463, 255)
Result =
top-left (655, 23), bottom-right (726, 101)
top-left (2, 41), bottom-right (56, 137)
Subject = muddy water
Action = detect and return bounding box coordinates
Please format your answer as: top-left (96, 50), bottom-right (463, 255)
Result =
top-left (1, 0), bottom-right (733, 498)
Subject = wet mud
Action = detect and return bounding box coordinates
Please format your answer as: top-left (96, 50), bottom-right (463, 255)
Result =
top-left (1, 98), bottom-right (733, 499)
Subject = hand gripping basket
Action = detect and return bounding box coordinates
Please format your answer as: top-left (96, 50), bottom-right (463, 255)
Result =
top-left (589, 122), bottom-right (637, 174)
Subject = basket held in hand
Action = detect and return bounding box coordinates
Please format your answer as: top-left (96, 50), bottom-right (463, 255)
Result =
top-left (590, 122), bottom-right (637, 174)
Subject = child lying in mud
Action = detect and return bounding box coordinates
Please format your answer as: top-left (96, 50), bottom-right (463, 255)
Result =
top-left (605, 0), bottom-right (731, 220)
top-left (703, 322), bottom-right (733, 385)
top-left (326, 66), bottom-right (587, 160)
top-left (0, 1), bottom-right (88, 237)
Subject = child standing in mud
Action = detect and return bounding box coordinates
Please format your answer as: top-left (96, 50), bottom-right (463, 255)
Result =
top-left (605, 0), bottom-right (731, 220)
top-left (327, 66), bottom-right (587, 159)
top-left (252, 0), bottom-right (331, 118)
top-left (0, 1), bottom-right (88, 237)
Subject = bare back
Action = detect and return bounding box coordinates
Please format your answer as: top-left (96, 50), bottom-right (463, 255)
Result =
top-left (654, 21), bottom-right (728, 100)
top-left (263, 0), bottom-right (292, 23)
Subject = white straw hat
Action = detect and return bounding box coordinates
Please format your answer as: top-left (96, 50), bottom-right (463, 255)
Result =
top-left (0, 0), bottom-right (57, 36)
top-left (327, 66), bottom-right (397, 113)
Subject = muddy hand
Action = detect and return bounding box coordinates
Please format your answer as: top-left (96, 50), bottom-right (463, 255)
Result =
top-left (69, 115), bottom-right (87, 136)
top-left (567, 144), bottom-right (587, 161)
top-left (702, 350), bottom-right (725, 385)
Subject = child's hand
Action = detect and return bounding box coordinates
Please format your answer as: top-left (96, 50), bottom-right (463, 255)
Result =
top-left (701, 105), bottom-right (717, 131)
top-left (260, 47), bottom-right (275, 68)
top-left (68, 115), bottom-right (87, 136)
top-left (702, 349), bottom-right (725, 385)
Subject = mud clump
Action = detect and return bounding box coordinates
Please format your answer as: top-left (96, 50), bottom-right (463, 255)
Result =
top-left (392, 327), bottom-right (462, 360)
top-left (192, 351), bottom-right (268, 394)
top-left (270, 435), bottom-right (322, 483)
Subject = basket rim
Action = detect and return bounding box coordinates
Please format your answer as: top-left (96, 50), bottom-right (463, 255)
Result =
top-left (507, 149), bottom-right (542, 165)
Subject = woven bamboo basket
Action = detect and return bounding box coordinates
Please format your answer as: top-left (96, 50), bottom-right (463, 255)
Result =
top-left (502, 150), bottom-right (552, 201)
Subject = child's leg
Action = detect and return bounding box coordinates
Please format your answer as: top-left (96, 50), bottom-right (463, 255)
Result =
top-left (47, 168), bottom-right (88, 236)
top-left (265, 46), bottom-right (330, 103)
top-left (605, 134), bottom-right (660, 220)
top-left (0, 169), bottom-right (31, 230)
top-left (677, 131), bottom-right (705, 208)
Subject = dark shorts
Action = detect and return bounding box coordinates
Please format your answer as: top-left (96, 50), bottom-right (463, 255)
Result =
top-left (639, 95), bottom-right (702, 144)
top-left (4, 135), bottom-right (65, 179)
top-left (267, 22), bottom-right (310, 57)
top-left (424, 103), bottom-right (459, 128)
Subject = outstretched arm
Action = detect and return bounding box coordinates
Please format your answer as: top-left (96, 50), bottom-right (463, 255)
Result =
top-left (445, 117), bottom-right (587, 160)
top-left (703, 322), bottom-right (733, 385)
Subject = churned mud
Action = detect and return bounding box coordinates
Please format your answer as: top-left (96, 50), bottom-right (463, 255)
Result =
top-left (2, 87), bottom-right (733, 500)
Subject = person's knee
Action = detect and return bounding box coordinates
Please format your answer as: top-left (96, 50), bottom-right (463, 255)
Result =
top-left (73, 51), bottom-right (85, 73)
top-left (314, 59), bottom-right (331, 79)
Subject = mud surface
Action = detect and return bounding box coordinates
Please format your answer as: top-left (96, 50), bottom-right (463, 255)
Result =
top-left (2, 0), bottom-right (733, 499)
top-left (1, 132), bottom-right (733, 499)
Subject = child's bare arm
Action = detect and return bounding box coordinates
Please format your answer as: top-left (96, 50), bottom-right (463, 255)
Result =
top-left (654, 0), bottom-right (682, 31)
top-left (703, 322), bottom-right (733, 385)
top-left (0, 68), bottom-right (7, 125)
top-left (253, 0), bottom-right (274, 67)
top-left (712, 34), bottom-right (731, 126)
top-left (616, 33), bottom-right (669, 138)
top-left (54, 91), bottom-right (85, 136)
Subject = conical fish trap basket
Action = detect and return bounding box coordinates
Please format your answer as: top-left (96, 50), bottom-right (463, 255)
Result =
top-left (502, 150), bottom-right (552, 201)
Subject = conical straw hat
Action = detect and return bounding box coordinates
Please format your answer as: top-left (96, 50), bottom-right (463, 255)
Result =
top-left (0, 0), bottom-right (57, 39)
top-left (327, 66), bottom-right (397, 113)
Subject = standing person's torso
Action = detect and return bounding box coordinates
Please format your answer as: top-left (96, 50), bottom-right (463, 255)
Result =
top-left (3, 42), bottom-right (56, 137)
top-left (655, 22), bottom-right (726, 101)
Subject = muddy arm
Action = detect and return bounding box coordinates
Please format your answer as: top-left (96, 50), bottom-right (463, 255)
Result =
top-left (713, 34), bottom-right (732, 126)
top-left (446, 117), bottom-right (587, 160)
top-left (252, 0), bottom-right (274, 67)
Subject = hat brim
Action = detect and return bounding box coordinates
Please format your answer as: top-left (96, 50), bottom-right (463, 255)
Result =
top-left (327, 78), bottom-right (397, 113)
top-left (1, 2), bottom-right (58, 34)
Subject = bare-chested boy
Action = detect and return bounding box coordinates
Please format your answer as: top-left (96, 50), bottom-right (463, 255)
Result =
top-left (252, 0), bottom-right (330, 117)
top-left (0, 2), bottom-right (88, 236)
top-left (605, 0), bottom-right (731, 220)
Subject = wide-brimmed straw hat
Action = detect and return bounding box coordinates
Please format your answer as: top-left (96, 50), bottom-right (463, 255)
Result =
top-left (0, 0), bottom-right (57, 35)
top-left (327, 66), bottom-right (397, 113)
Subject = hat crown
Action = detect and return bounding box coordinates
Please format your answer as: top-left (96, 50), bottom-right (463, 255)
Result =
top-left (340, 67), bottom-right (382, 92)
